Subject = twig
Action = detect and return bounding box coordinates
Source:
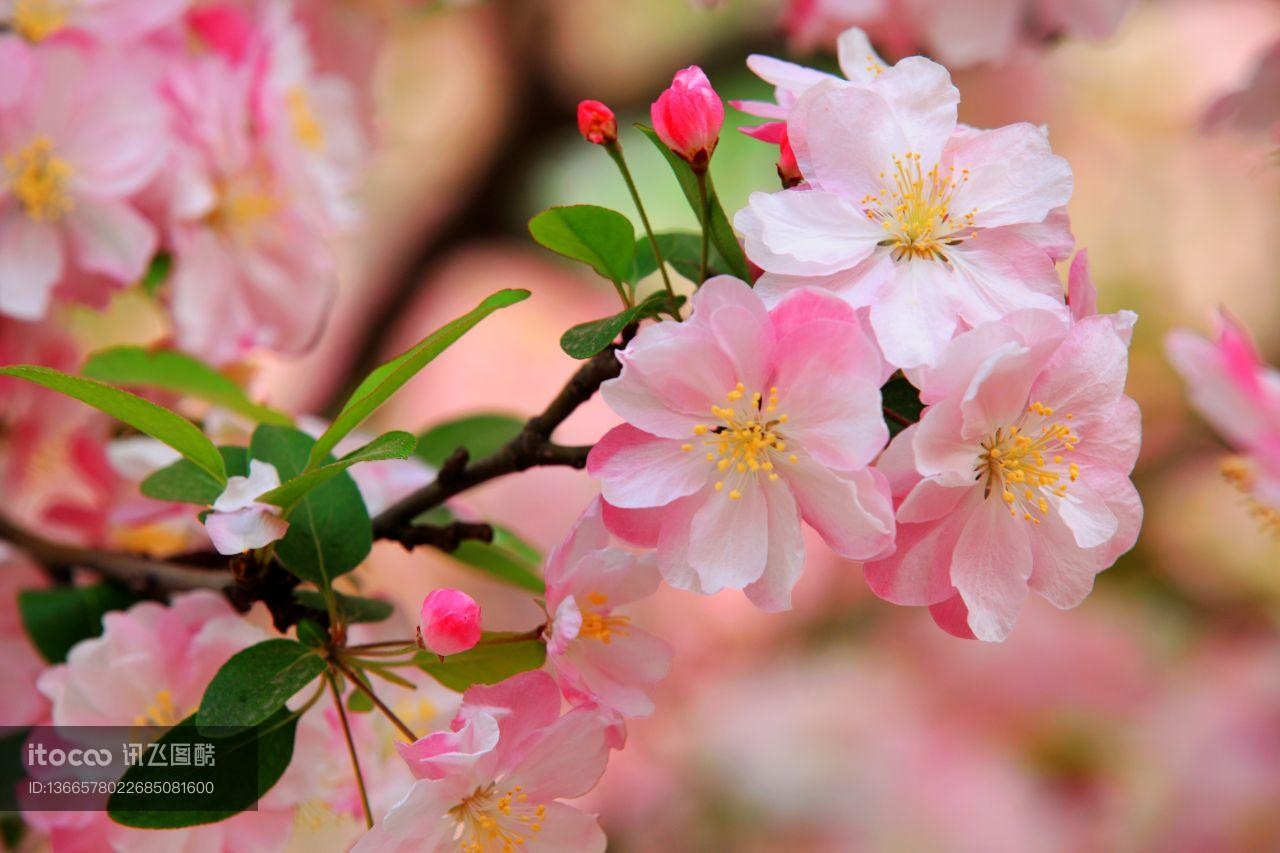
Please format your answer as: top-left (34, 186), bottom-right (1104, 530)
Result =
top-left (333, 657), bottom-right (419, 742)
top-left (883, 406), bottom-right (914, 428)
top-left (328, 673), bottom-right (373, 829)
top-left (379, 519), bottom-right (494, 552)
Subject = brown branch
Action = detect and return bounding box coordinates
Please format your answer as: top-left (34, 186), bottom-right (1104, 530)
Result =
top-left (380, 519), bottom-right (495, 552)
top-left (883, 406), bottom-right (914, 428)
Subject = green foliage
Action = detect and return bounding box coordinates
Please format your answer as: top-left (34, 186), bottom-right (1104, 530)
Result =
top-left (257, 431), bottom-right (415, 511)
top-left (560, 290), bottom-right (678, 359)
top-left (637, 126), bottom-right (750, 281)
top-left (139, 446), bottom-right (249, 505)
top-left (417, 508), bottom-right (545, 593)
top-left (415, 632), bottom-right (547, 692)
top-left (82, 346), bottom-right (292, 427)
top-left (294, 589), bottom-right (395, 624)
top-left (18, 584), bottom-right (141, 664)
top-left (295, 618), bottom-right (328, 648)
top-left (528, 205), bottom-right (636, 285)
top-left (139, 252), bottom-right (171, 297)
top-left (415, 413), bottom-right (523, 468)
top-left (312, 289), bottom-right (529, 469)
top-left (108, 710), bottom-right (298, 829)
top-left (251, 425), bottom-right (372, 589)
top-left (630, 231), bottom-right (721, 284)
top-left (0, 366), bottom-right (226, 482)
top-left (196, 639), bottom-right (326, 730)
top-left (881, 374), bottom-right (924, 438)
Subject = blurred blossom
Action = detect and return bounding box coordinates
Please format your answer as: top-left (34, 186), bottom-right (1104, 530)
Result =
top-left (0, 542), bottom-right (49, 726)
top-left (1202, 38), bottom-right (1280, 144)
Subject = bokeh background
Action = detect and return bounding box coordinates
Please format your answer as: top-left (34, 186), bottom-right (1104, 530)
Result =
top-left (20, 0), bottom-right (1280, 849)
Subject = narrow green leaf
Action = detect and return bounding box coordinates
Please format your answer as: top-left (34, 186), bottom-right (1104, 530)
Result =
top-left (82, 347), bottom-right (292, 427)
top-left (18, 584), bottom-right (141, 664)
top-left (415, 413), bottom-right (523, 469)
top-left (257, 431), bottom-right (415, 511)
top-left (451, 528), bottom-right (546, 593)
top-left (312, 289), bottom-right (529, 469)
top-left (295, 618), bottom-right (327, 648)
top-left (294, 590), bottom-right (395, 624)
top-left (196, 639), bottom-right (326, 731)
top-left (528, 205), bottom-right (636, 284)
top-left (139, 446), bottom-right (249, 506)
top-left (629, 231), bottom-right (720, 284)
top-left (559, 291), bottom-right (677, 359)
top-left (251, 425), bottom-right (372, 589)
top-left (346, 688), bottom-right (374, 713)
top-left (108, 710), bottom-right (298, 828)
top-left (415, 632), bottom-right (547, 692)
top-left (0, 366), bottom-right (226, 482)
top-left (881, 374), bottom-right (924, 438)
top-left (139, 252), bottom-right (171, 297)
top-left (637, 126), bottom-right (750, 280)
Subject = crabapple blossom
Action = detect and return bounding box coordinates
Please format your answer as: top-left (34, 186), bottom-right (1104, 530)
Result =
top-left (418, 588), bottom-right (482, 656)
top-left (543, 498), bottom-right (672, 718)
top-left (0, 44), bottom-right (164, 321)
top-left (737, 42), bottom-right (1074, 369)
top-left (204, 459), bottom-right (290, 554)
top-left (0, 0), bottom-right (188, 44)
top-left (0, 542), bottom-right (49, 726)
top-left (355, 671), bottom-right (611, 853)
top-left (588, 276), bottom-right (895, 610)
top-left (864, 309), bottom-right (1142, 641)
top-left (576, 100), bottom-right (618, 145)
top-left (1166, 312), bottom-right (1280, 535)
top-left (650, 66), bottom-right (723, 169)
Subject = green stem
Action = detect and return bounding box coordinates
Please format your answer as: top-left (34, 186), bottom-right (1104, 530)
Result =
top-left (333, 658), bottom-right (418, 742)
top-left (328, 673), bottom-right (373, 829)
top-left (606, 141), bottom-right (679, 317)
top-left (694, 168), bottom-right (710, 286)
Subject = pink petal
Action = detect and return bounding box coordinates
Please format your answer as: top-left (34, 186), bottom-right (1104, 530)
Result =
top-left (687, 479), bottom-right (770, 592)
top-left (864, 506), bottom-right (967, 606)
top-left (587, 425), bottom-right (708, 508)
top-left (929, 594), bottom-right (977, 639)
top-left (789, 81), bottom-right (910, 201)
top-left (64, 198), bottom-right (157, 284)
top-left (523, 802), bottom-right (607, 853)
top-left (784, 457), bottom-right (895, 560)
top-left (946, 123), bottom-right (1073, 229)
top-left (952, 499), bottom-right (1032, 642)
top-left (736, 189), bottom-right (882, 276)
top-left (508, 710), bottom-right (611, 802)
top-left (0, 212), bottom-right (62, 321)
top-left (204, 507), bottom-right (289, 555)
top-left (743, 481), bottom-right (806, 611)
top-left (868, 260), bottom-right (958, 370)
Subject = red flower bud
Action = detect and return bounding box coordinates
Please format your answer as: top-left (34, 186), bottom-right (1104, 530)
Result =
top-left (650, 66), bottom-right (724, 170)
top-left (777, 130), bottom-right (802, 188)
top-left (417, 588), bottom-right (482, 656)
top-left (577, 99), bottom-right (618, 145)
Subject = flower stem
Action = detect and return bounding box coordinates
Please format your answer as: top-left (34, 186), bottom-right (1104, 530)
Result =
top-left (328, 673), bottom-right (373, 829)
top-left (606, 141), bottom-right (679, 317)
top-left (333, 658), bottom-right (419, 742)
top-left (694, 168), bottom-right (711, 285)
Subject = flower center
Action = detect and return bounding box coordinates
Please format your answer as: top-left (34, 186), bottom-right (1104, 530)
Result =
top-left (577, 592), bottom-right (629, 645)
top-left (862, 152), bottom-right (974, 263)
top-left (450, 783), bottom-right (547, 853)
top-left (683, 383), bottom-right (797, 500)
top-left (207, 172), bottom-right (278, 233)
top-left (4, 137), bottom-right (75, 223)
top-left (1221, 456), bottom-right (1280, 539)
top-left (978, 401), bottom-right (1079, 524)
top-left (287, 87), bottom-right (325, 151)
top-left (13, 0), bottom-right (72, 42)
top-left (132, 689), bottom-right (182, 727)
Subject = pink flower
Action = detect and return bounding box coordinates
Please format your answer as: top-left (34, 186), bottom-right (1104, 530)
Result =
top-left (355, 671), bottom-right (611, 852)
top-left (0, 542), bottom-right (49, 726)
top-left (577, 100), bottom-right (618, 145)
top-left (0, 0), bottom-right (188, 44)
top-left (544, 499), bottom-right (672, 718)
top-left (0, 44), bottom-right (164, 321)
top-left (588, 276), bottom-right (895, 610)
top-left (864, 309), bottom-right (1143, 641)
top-left (1166, 312), bottom-right (1280, 530)
top-left (204, 459), bottom-right (289, 554)
top-left (1203, 39), bottom-right (1280, 144)
top-left (418, 588), bottom-right (482, 656)
top-left (736, 51), bottom-right (1074, 369)
top-left (650, 66), bottom-right (724, 169)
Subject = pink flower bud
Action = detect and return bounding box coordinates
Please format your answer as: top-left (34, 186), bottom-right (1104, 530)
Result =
top-left (186, 5), bottom-right (254, 62)
top-left (650, 66), bottom-right (724, 170)
top-left (777, 130), bottom-right (801, 188)
top-left (417, 589), bottom-right (482, 656)
top-left (577, 100), bottom-right (618, 145)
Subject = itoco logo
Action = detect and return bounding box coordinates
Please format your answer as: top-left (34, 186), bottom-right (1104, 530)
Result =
top-left (26, 743), bottom-right (114, 767)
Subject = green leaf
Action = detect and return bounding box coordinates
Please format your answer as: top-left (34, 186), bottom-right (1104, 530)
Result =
top-left (82, 347), bottom-right (292, 427)
top-left (0, 366), bottom-right (226, 482)
top-left (294, 589), bottom-right (395, 624)
top-left (415, 632), bottom-right (547, 692)
top-left (18, 584), bottom-right (141, 664)
top-left (108, 710), bottom-right (298, 829)
top-left (312, 289), bottom-right (529, 469)
top-left (637, 126), bottom-right (750, 281)
top-left (295, 618), bottom-right (327, 648)
top-left (251, 425), bottom-right (372, 589)
top-left (346, 688), bottom-right (374, 713)
top-left (881, 374), bottom-right (924, 438)
top-left (257, 431), bottom-right (415, 512)
top-left (451, 526), bottom-right (546, 594)
top-left (196, 639), bottom-right (326, 731)
top-left (415, 413), bottom-right (523, 469)
top-left (528, 205), bottom-right (636, 284)
top-left (630, 231), bottom-right (720, 284)
top-left (560, 290), bottom-right (677, 359)
top-left (139, 446), bottom-right (249, 505)
top-left (139, 252), bottom-right (171, 297)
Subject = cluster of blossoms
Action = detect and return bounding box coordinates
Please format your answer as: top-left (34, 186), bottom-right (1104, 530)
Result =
top-left (780, 0), bottom-right (1136, 66)
top-left (1167, 313), bottom-right (1280, 538)
top-left (0, 0), bottom-right (359, 362)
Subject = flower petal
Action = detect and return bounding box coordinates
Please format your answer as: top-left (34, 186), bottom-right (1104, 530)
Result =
top-left (952, 498), bottom-right (1032, 642)
top-left (587, 425), bottom-right (708, 508)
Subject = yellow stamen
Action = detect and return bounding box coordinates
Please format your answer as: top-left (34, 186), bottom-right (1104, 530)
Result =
top-left (4, 137), bottom-right (74, 222)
